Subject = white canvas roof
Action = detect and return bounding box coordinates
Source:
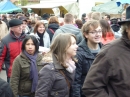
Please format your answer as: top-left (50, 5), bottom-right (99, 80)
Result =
top-left (21, 0), bottom-right (77, 9)
top-left (21, 0), bottom-right (79, 17)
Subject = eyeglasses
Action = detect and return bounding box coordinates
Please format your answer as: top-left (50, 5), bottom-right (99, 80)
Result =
top-left (89, 30), bottom-right (102, 35)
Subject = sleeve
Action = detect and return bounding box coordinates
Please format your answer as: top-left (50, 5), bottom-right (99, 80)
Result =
top-left (82, 52), bottom-right (113, 97)
top-left (35, 65), bottom-right (55, 97)
top-left (10, 57), bottom-right (21, 97)
top-left (0, 41), bottom-right (7, 71)
top-left (77, 31), bottom-right (83, 44)
top-left (71, 52), bottom-right (84, 97)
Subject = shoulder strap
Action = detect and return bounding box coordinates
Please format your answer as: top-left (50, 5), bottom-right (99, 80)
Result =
top-left (49, 28), bottom-right (55, 34)
top-left (59, 70), bottom-right (70, 89)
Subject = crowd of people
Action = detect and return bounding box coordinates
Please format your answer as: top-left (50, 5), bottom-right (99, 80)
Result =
top-left (0, 5), bottom-right (130, 97)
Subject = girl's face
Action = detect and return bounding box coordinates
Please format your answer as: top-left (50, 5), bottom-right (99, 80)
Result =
top-left (66, 36), bottom-right (78, 58)
top-left (37, 24), bottom-right (45, 34)
top-left (25, 39), bottom-right (35, 55)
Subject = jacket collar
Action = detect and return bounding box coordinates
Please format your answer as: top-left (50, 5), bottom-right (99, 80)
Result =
top-left (52, 54), bottom-right (64, 70)
top-left (78, 39), bottom-right (102, 52)
top-left (78, 39), bottom-right (102, 58)
top-left (20, 52), bottom-right (42, 62)
top-left (10, 31), bottom-right (26, 40)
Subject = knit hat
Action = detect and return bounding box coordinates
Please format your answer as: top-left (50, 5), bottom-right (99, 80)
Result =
top-left (42, 13), bottom-right (50, 20)
top-left (82, 13), bottom-right (86, 18)
top-left (9, 19), bottom-right (23, 27)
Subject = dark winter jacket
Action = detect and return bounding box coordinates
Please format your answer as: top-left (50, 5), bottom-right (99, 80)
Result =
top-left (0, 31), bottom-right (26, 77)
top-left (72, 39), bottom-right (102, 97)
top-left (35, 55), bottom-right (75, 97)
top-left (46, 23), bottom-right (59, 42)
top-left (52, 24), bottom-right (83, 44)
top-left (0, 78), bottom-right (14, 97)
top-left (82, 34), bottom-right (130, 97)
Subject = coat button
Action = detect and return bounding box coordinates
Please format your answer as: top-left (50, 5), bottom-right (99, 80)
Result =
top-left (55, 92), bottom-right (58, 95)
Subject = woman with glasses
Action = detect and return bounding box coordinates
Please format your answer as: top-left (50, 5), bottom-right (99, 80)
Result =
top-left (100, 19), bottom-right (115, 45)
top-left (72, 20), bottom-right (102, 97)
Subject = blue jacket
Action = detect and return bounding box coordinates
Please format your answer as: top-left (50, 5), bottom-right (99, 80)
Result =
top-left (72, 39), bottom-right (102, 97)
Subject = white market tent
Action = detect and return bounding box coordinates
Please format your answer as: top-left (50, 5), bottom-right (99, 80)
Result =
top-left (21, 0), bottom-right (79, 16)
top-left (91, 0), bottom-right (123, 14)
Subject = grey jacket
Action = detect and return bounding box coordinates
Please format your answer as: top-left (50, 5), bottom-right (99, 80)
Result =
top-left (52, 24), bottom-right (83, 44)
top-left (35, 55), bottom-right (75, 97)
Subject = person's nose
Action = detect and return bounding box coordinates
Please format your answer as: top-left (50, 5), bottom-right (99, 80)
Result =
top-left (29, 44), bottom-right (33, 48)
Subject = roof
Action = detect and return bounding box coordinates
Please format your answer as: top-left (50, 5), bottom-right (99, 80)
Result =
top-left (21, 0), bottom-right (77, 8)
top-left (0, 0), bottom-right (21, 13)
top-left (92, 0), bottom-right (123, 14)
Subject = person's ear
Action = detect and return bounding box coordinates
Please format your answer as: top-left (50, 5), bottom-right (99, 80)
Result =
top-left (84, 33), bottom-right (89, 39)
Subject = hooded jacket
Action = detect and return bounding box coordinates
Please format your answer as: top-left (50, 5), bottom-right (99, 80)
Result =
top-left (35, 54), bottom-right (75, 97)
top-left (46, 23), bottom-right (59, 42)
top-left (52, 24), bottom-right (83, 44)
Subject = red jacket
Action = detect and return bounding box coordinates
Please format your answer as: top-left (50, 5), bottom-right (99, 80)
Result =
top-left (0, 31), bottom-right (26, 77)
top-left (101, 32), bottom-right (115, 45)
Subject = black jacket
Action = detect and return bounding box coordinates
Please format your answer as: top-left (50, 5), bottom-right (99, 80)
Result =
top-left (72, 39), bottom-right (102, 97)
top-left (46, 23), bottom-right (59, 42)
top-left (0, 78), bottom-right (14, 97)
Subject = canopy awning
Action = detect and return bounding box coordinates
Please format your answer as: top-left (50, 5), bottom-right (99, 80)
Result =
top-left (0, 0), bottom-right (21, 13)
top-left (92, 0), bottom-right (123, 14)
top-left (21, 0), bottom-right (79, 16)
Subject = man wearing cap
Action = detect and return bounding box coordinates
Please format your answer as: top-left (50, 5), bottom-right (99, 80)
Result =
top-left (82, 6), bottom-right (130, 97)
top-left (19, 16), bottom-right (30, 34)
top-left (0, 19), bottom-right (26, 82)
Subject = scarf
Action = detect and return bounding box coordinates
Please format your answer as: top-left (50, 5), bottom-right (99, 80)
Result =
top-left (23, 50), bottom-right (38, 93)
top-left (66, 60), bottom-right (76, 73)
top-left (37, 31), bottom-right (44, 46)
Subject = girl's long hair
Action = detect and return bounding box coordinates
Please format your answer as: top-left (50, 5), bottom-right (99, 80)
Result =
top-left (50, 33), bottom-right (77, 68)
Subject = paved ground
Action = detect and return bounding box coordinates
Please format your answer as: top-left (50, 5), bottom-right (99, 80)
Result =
top-left (0, 70), bottom-right (7, 81)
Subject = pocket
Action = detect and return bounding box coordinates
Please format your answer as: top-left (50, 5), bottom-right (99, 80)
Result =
top-left (23, 81), bottom-right (32, 93)
top-left (19, 81), bottom-right (32, 93)
top-left (21, 64), bottom-right (30, 74)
